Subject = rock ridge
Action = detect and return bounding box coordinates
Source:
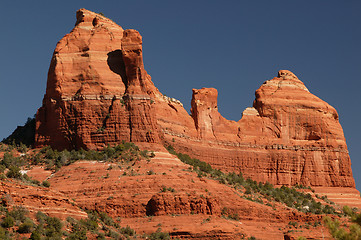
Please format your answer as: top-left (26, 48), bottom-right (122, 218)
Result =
top-left (35, 9), bottom-right (355, 188)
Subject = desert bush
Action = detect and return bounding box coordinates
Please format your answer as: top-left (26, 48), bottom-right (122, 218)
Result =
top-left (146, 228), bottom-right (170, 240)
top-left (2, 152), bottom-right (26, 168)
top-left (8, 206), bottom-right (28, 223)
top-left (228, 213), bottom-right (240, 221)
top-left (30, 230), bottom-right (42, 240)
top-left (44, 216), bottom-right (63, 238)
top-left (106, 229), bottom-right (120, 239)
top-left (97, 232), bottom-right (106, 240)
top-left (324, 216), bottom-right (361, 239)
top-left (17, 218), bottom-right (34, 233)
top-left (0, 164), bottom-right (6, 173)
top-left (79, 217), bottom-right (98, 231)
top-left (42, 180), bottom-right (50, 188)
top-left (98, 211), bottom-right (119, 228)
top-left (0, 226), bottom-right (10, 240)
top-left (1, 216), bottom-right (14, 228)
top-left (66, 222), bottom-right (87, 240)
top-left (6, 165), bottom-right (22, 179)
top-left (343, 205), bottom-right (356, 217)
top-left (120, 225), bottom-right (135, 236)
top-left (36, 211), bottom-right (47, 224)
top-left (161, 186), bottom-right (175, 193)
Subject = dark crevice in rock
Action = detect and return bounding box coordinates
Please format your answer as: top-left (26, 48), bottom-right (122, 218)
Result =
top-left (107, 50), bottom-right (128, 92)
top-left (101, 96), bottom-right (116, 131)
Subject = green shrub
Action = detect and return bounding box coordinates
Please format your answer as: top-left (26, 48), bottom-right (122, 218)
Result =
top-left (0, 226), bottom-right (7, 239)
top-left (0, 164), bottom-right (6, 173)
top-left (30, 178), bottom-right (41, 186)
top-left (1, 216), bottom-right (14, 228)
top-left (79, 218), bottom-right (98, 231)
top-left (244, 186), bottom-right (252, 194)
top-left (0, 226), bottom-right (11, 240)
top-left (6, 165), bottom-right (22, 179)
top-left (17, 218), bottom-right (34, 233)
top-left (97, 232), bottom-right (106, 240)
top-left (120, 225), bottom-right (135, 236)
top-left (1, 152), bottom-right (22, 168)
top-left (8, 206), bottom-right (28, 222)
top-left (42, 180), bottom-right (50, 188)
top-left (161, 186), bottom-right (175, 193)
top-left (147, 228), bottom-right (170, 240)
top-left (66, 222), bottom-right (87, 240)
top-left (30, 230), bottom-right (42, 240)
top-left (228, 213), bottom-right (240, 221)
top-left (343, 205), bottom-right (355, 217)
top-left (36, 211), bottom-right (47, 224)
top-left (44, 216), bottom-right (63, 238)
top-left (106, 229), bottom-right (120, 239)
top-left (98, 211), bottom-right (118, 228)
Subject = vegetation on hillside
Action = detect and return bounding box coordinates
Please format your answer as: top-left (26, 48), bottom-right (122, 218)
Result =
top-left (2, 117), bottom-right (35, 147)
top-left (166, 145), bottom-right (338, 216)
top-left (324, 205), bottom-right (361, 239)
top-left (1, 139), bottom-right (358, 239)
top-left (0, 202), bottom-right (170, 240)
top-left (0, 141), bottom-right (154, 186)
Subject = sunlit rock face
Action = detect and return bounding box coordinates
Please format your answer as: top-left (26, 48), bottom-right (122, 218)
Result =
top-left (35, 9), bottom-right (354, 188)
top-left (35, 9), bottom-right (160, 150)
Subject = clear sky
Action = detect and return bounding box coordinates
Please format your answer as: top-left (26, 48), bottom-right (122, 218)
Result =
top-left (1, 1), bottom-right (360, 189)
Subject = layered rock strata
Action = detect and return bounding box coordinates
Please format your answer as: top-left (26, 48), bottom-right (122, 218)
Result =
top-left (35, 9), bottom-right (354, 188)
top-left (35, 9), bottom-right (160, 150)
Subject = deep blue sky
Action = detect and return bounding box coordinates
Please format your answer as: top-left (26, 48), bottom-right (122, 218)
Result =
top-left (1, 1), bottom-right (360, 189)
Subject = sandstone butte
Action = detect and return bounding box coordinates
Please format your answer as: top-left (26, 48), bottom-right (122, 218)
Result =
top-left (35, 9), bottom-right (355, 190)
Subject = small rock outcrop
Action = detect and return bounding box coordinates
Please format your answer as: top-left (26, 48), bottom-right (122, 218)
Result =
top-left (35, 9), bottom-right (355, 188)
top-left (146, 193), bottom-right (221, 216)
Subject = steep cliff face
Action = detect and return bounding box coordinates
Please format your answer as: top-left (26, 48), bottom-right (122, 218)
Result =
top-left (164, 70), bottom-right (354, 187)
top-left (35, 9), bottom-right (160, 150)
top-left (35, 9), bottom-right (354, 188)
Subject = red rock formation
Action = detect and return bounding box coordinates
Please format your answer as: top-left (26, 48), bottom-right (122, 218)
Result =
top-left (166, 70), bottom-right (354, 187)
top-left (35, 9), bottom-right (355, 188)
top-left (35, 9), bottom-right (159, 150)
top-left (0, 180), bottom-right (87, 220)
top-left (146, 192), bottom-right (221, 216)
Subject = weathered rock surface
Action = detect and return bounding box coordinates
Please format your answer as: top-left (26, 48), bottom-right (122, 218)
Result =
top-left (27, 151), bottom-right (327, 239)
top-left (0, 180), bottom-right (87, 220)
top-left (146, 192), bottom-right (221, 216)
top-left (167, 70), bottom-right (354, 187)
top-left (35, 9), bottom-right (354, 188)
top-left (35, 9), bottom-right (160, 150)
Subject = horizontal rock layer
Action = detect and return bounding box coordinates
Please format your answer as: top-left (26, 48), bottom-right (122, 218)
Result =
top-left (35, 9), bottom-right (355, 188)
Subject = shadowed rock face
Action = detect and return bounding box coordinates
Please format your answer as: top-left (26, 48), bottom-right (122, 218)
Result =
top-left (35, 9), bottom-right (354, 188)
